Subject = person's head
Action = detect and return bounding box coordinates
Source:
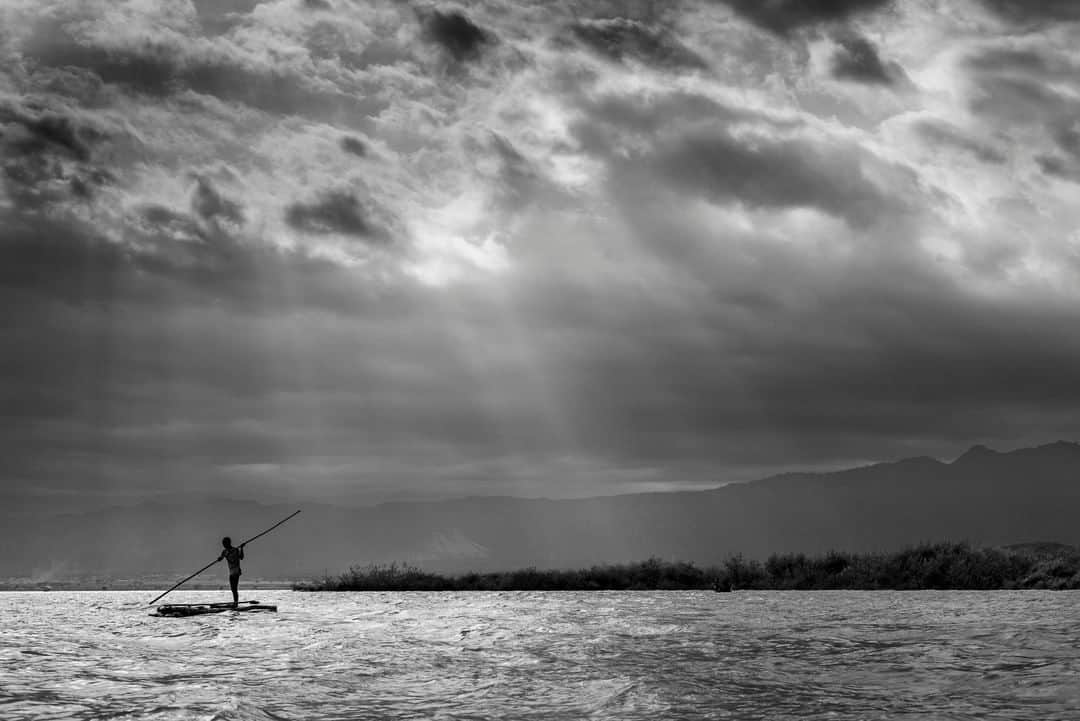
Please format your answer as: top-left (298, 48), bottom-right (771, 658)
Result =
top-left (222, 536), bottom-right (232, 548)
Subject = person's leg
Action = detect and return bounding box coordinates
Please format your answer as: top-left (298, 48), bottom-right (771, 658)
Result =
top-left (230, 573), bottom-right (239, 607)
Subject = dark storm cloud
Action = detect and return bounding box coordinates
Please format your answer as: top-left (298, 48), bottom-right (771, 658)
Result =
top-left (0, 288), bottom-right (560, 506)
top-left (191, 177), bottom-right (245, 225)
top-left (963, 45), bottom-right (1080, 179)
top-left (566, 88), bottom-right (785, 166)
top-left (913, 120), bottom-right (1006, 165)
top-left (104, 200), bottom-right (285, 305)
top-left (0, 197), bottom-right (357, 317)
top-left (516, 245), bottom-right (1080, 470)
top-left (968, 73), bottom-right (1072, 128)
top-left (7, 207), bottom-right (1077, 486)
top-left (564, 18), bottom-right (708, 70)
top-left (563, 84), bottom-right (902, 225)
top-left (1037, 155), bottom-right (1080, 183)
top-left (189, 0), bottom-right (263, 34)
top-left (4, 0), bottom-right (1080, 509)
top-left (830, 34), bottom-right (900, 85)
top-left (0, 100), bottom-right (115, 209)
top-left (0, 105), bottom-right (95, 162)
top-left (285, 191), bottom-right (389, 242)
top-left (979, 0), bottom-right (1080, 23)
top-left (1, 154), bottom-right (80, 210)
top-left (22, 19), bottom-right (384, 123)
top-left (735, 291), bottom-right (1080, 448)
top-left (341, 136), bottom-right (368, 157)
top-left (497, 273), bottom-right (1076, 475)
top-left (649, 128), bottom-right (902, 227)
top-left (305, 23), bottom-right (411, 71)
top-left (0, 228), bottom-right (419, 472)
top-left (180, 62), bottom-right (376, 121)
top-left (422, 9), bottom-right (494, 63)
top-left (130, 189), bottom-right (400, 310)
top-left (966, 47), bottom-right (1077, 80)
top-left (24, 24), bottom-right (176, 98)
top-left (1038, 123), bottom-right (1080, 182)
top-left (716, 0), bottom-right (893, 35)
top-left (1051, 124), bottom-right (1080, 157)
top-left (139, 203), bottom-right (206, 240)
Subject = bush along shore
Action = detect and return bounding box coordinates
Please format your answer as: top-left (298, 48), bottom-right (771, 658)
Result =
top-left (293, 542), bottom-right (1080, 592)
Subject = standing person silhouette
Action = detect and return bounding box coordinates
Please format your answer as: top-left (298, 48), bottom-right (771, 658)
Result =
top-left (219, 537), bottom-right (245, 608)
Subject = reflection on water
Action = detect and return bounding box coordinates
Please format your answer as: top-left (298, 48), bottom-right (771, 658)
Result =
top-left (1, 590), bottom-right (1079, 720)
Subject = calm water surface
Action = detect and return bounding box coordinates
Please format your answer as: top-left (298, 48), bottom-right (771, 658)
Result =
top-left (1, 590), bottom-right (1078, 720)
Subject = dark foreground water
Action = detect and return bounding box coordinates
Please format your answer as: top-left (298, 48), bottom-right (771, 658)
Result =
top-left (1, 590), bottom-right (1078, 720)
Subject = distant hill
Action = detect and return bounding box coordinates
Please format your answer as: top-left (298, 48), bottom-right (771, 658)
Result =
top-left (4, 441), bottom-right (1080, 580)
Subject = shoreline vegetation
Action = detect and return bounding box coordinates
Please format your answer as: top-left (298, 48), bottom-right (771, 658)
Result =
top-left (293, 542), bottom-right (1080, 592)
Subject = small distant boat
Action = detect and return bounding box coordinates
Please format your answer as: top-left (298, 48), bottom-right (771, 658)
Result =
top-left (152, 600), bottom-right (277, 617)
top-left (712, 580), bottom-right (733, 593)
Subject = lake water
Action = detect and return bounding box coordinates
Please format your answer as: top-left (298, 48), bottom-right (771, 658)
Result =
top-left (1, 590), bottom-right (1078, 720)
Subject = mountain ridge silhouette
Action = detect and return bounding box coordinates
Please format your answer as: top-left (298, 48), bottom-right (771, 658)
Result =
top-left (4, 440), bottom-right (1080, 578)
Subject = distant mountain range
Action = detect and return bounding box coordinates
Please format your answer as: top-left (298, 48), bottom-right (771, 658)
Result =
top-left (5, 441), bottom-right (1080, 581)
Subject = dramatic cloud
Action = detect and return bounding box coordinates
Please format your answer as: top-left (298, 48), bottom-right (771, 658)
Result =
top-left (980, 0), bottom-right (1080, 23)
top-left (912, 120), bottom-right (1006, 165)
top-left (717, 0), bottom-right (893, 34)
top-left (285, 190), bottom-right (389, 242)
top-left (830, 34), bottom-right (900, 84)
top-left (1038, 155), bottom-right (1080, 184)
top-left (961, 43), bottom-right (1080, 186)
top-left (191, 177), bottom-right (245, 225)
top-left (340, 136), bottom-right (368, 157)
top-left (3, 0), bottom-right (1080, 510)
top-left (21, 10), bottom-right (384, 123)
top-left (598, 118), bottom-right (910, 228)
top-left (1, 108), bottom-right (93, 162)
top-left (422, 9), bottom-right (494, 63)
top-left (566, 18), bottom-right (707, 70)
top-left (188, 0), bottom-right (263, 34)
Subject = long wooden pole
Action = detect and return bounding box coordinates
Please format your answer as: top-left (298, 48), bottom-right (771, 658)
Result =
top-left (148, 558), bottom-right (221, 606)
top-left (238, 509), bottom-right (302, 547)
top-left (149, 510), bottom-right (301, 606)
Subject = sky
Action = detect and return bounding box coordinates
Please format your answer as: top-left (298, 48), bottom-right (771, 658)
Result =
top-left (3, 0), bottom-right (1080, 509)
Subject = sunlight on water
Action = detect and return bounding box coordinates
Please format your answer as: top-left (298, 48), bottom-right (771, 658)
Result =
top-left (1, 590), bottom-right (1079, 720)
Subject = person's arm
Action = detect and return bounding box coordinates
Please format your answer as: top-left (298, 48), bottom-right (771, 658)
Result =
top-left (239, 545), bottom-right (245, 560)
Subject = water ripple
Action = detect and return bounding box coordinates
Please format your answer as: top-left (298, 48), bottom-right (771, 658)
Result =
top-left (1, 590), bottom-right (1079, 720)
